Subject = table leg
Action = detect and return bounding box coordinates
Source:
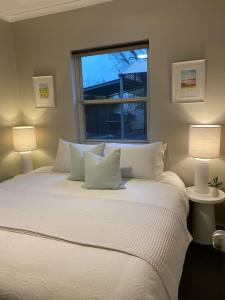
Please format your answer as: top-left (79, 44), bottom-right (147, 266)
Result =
top-left (192, 203), bottom-right (215, 245)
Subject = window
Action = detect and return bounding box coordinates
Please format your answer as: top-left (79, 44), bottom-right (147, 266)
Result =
top-left (73, 42), bottom-right (149, 142)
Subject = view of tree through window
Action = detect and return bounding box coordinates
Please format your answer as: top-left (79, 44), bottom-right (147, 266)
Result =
top-left (75, 43), bottom-right (149, 141)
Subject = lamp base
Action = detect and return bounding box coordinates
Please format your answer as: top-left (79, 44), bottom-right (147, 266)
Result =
top-left (194, 159), bottom-right (210, 194)
top-left (20, 151), bottom-right (33, 174)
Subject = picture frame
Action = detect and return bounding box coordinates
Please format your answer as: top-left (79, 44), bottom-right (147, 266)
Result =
top-left (172, 59), bottom-right (205, 103)
top-left (33, 76), bottom-right (55, 108)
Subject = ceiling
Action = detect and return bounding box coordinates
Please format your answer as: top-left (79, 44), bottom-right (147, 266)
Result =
top-left (0, 0), bottom-right (113, 22)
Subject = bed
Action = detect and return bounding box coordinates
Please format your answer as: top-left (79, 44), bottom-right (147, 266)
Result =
top-left (0, 167), bottom-right (191, 300)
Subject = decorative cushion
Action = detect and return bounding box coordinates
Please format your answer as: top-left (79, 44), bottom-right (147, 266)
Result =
top-left (83, 149), bottom-right (122, 189)
top-left (104, 142), bottom-right (166, 179)
top-left (68, 143), bottom-right (105, 181)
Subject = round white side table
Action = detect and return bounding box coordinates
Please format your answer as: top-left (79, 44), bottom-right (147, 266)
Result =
top-left (186, 186), bottom-right (225, 245)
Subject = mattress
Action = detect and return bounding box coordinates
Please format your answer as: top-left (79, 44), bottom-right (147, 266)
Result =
top-left (0, 167), bottom-right (191, 300)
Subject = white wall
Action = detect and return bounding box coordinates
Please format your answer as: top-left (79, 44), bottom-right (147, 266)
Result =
top-left (0, 19), bottom-right (21, 181)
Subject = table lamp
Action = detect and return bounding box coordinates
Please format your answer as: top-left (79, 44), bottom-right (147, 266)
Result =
top-left (189, 125), bottom-right (221, 194)
top-left (12, 126), bottom-right (37, 174)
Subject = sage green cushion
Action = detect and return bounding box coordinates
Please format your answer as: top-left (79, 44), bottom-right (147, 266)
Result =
top-left (83, 149), bottom-right (122, 189)
top-left (68, 143), bottom-right (104, 181)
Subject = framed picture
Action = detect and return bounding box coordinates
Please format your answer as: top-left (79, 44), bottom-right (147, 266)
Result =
top-left (33, 76), bottom-right (55, 108)
top-left (172, 59), bottom-right (205, 103)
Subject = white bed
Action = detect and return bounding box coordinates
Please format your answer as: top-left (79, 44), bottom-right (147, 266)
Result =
top-left (0, 167), bottom-right (191, 300)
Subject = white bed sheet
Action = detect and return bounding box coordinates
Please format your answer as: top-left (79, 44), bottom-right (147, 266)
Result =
top-left (1, 167), bottom-right (189, 220)
top-left (0, 168), bottom-right (190, 300)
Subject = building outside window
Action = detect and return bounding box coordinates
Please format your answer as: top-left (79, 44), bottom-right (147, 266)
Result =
top-left (73, 41), bottom-right (149, 142)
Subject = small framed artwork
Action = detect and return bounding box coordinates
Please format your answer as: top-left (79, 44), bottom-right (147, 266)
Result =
top-left (172, 59), bottom-right (206, 103)
top-left (33, 76), bottom-right (55, 108)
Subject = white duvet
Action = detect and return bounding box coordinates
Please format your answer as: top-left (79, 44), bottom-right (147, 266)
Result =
top-left (0, 168), bottom-right (191, 300)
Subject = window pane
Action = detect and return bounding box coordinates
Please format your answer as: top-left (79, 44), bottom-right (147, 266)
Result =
top-left (85, 102), bottom-right (147, 141)
top-left (81, 48), bottom-right (148, 100)
top-left (123, 102), bottom-right (147, 140)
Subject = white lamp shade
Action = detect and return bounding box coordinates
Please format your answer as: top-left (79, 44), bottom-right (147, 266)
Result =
top-left (12, 126), bottom-right (36, 152)
top-left (189, 125), bottom-right (221, 159)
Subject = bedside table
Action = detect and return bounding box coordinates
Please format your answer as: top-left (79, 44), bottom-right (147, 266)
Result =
top-left (186, 186), bottom-right (225, 245)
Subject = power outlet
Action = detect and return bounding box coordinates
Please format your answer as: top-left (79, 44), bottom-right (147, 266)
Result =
top-left (216, 224), bottom-right (225, 230)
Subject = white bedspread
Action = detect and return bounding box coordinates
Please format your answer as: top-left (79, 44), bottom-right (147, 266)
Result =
top-left (0, 168), bottom-right (191, 300)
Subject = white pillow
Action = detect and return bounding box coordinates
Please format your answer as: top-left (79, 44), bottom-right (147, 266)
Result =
top-left (53, 139), bottom-right (104, 173)
top-left (53, 139), bottom-right (71, 173)
top-left (104, 142), bottom-right (165, 179)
